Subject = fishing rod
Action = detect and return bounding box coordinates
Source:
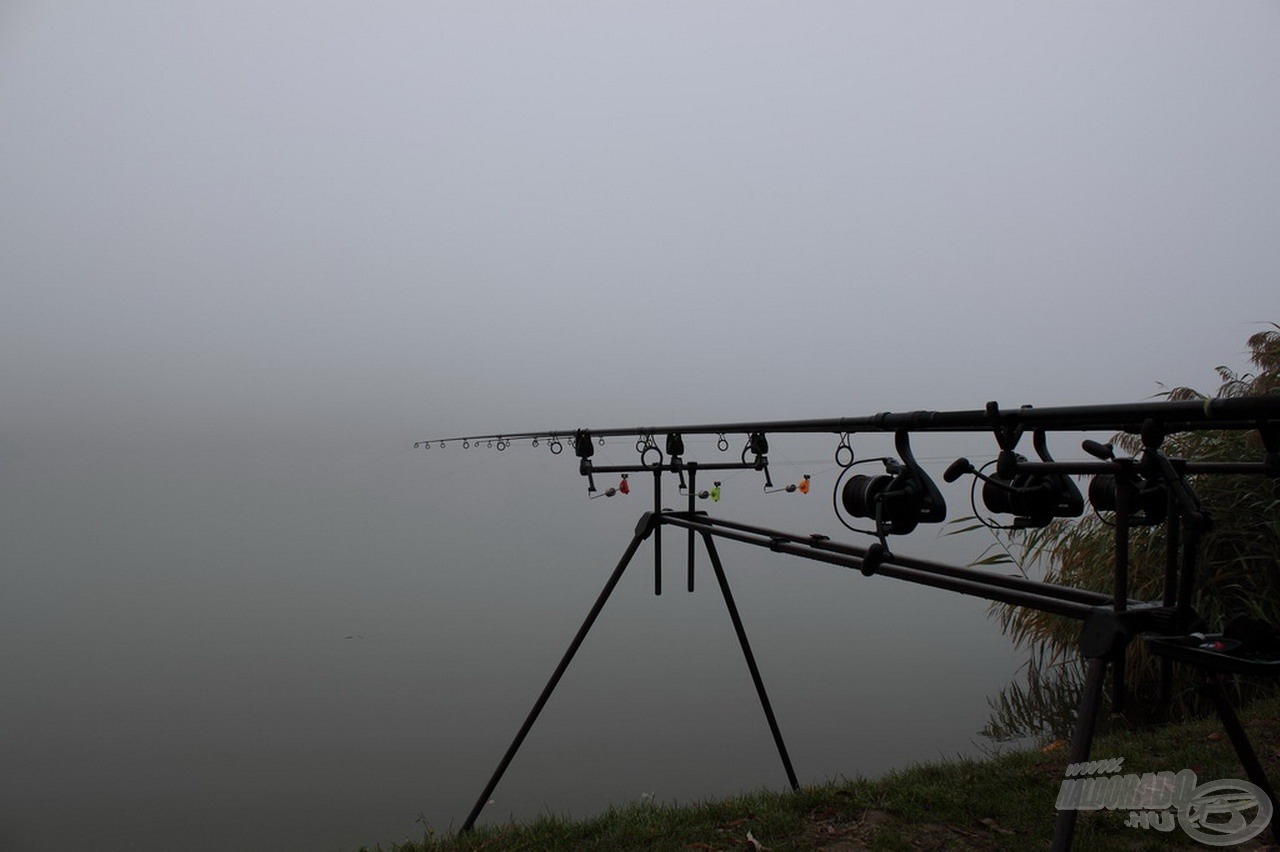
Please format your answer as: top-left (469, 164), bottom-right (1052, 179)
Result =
top-left (422, 395), bottom-right (1280, 847)
top-left (418, 397), bottom-right (1280, 546)
top-left (415, 396), bottom-right (1280, 449)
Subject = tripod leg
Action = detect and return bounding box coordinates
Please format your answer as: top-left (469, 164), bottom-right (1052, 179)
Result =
top-left (1204, 674), bottom-right (1280, 845)
top-left (700, 531), bottom-right (800, 791)
top-left (460, 514), bottom-right (656, 833)
top-left (1050, 656), bottom-right (1109, 852)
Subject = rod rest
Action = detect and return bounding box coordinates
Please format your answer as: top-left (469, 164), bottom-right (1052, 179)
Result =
top-left (1146, 615), bottom-right (1280, 677)
top-left (1146, 638), bottom-right (1280, 677)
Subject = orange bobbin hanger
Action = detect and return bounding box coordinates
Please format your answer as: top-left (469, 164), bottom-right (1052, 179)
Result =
top-left (766, 474), bottom-right (811, 494)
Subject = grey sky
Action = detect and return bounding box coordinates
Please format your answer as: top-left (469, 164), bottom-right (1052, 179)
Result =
top-left (4, 3), bottom-right (1278, 451)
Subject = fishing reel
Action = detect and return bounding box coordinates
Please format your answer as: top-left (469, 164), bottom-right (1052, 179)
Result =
top-left (837, 431), bottom-right (945, 538)
top-left (1081, 440), bottom-right (1169, 526)
top-left (944, 431), bottom-right (1084, 529)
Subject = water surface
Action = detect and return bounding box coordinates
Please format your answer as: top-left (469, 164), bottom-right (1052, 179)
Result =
top-left (1, 433), bottom-right (1024, 851)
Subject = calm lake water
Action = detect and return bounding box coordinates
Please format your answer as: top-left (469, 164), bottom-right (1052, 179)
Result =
top-left (2, 432), bottom-right (1029, 851)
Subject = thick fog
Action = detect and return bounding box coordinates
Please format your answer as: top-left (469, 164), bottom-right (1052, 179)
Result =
top-left (2, 3), bottom-right (1277, 850)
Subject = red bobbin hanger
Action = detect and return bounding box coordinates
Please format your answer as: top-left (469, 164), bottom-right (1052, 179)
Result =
top-left (590, 473), bottom-right (630, 499)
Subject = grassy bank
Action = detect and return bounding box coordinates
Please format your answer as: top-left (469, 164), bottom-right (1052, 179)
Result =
top-left (365, 696), bottom-right (1280, 851)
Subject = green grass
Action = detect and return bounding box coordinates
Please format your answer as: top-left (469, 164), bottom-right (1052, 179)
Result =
top-left (362, 695), bottom-right (1280, 851)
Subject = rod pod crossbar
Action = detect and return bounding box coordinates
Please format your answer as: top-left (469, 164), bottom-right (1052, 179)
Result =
top-left (458, 506), bottom-right (1152, 837)
top-left (458, 502), bottom-right (1279, 847)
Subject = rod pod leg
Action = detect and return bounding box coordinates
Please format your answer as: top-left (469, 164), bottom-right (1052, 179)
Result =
top-left (1204, 674), bottom-right (1280, 845)
top-left (1050, 655), bottom-right (1109, 851)
top-left (459, 513), bottom-right (656, 833)
top-left (700, 531), bottom-right (800, 791)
